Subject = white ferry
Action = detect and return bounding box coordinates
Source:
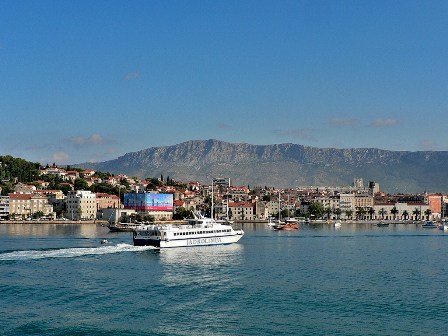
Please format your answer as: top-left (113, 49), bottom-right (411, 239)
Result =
top-left (132, 215), bottom-right (244, 248)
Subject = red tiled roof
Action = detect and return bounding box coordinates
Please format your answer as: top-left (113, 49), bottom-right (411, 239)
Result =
top-left (9, 193), bottom-right (32, 199)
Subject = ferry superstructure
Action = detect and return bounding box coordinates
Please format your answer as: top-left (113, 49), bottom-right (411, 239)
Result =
top-left (132, 216), bottom-right (244, 248)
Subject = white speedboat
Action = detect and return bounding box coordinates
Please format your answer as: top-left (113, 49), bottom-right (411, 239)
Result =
top-left (133, 214), bottom-right (244, 248)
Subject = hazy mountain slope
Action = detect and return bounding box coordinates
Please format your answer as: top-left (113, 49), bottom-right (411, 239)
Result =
top-left (78, 139), bottom-right (448, 192)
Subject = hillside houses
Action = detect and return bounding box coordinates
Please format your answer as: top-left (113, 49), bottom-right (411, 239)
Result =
top-left (0, 164), bottom-right (447, 223)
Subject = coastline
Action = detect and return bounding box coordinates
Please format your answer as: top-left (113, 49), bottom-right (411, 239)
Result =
top-left (0, 220), bottom-right (109, 225)
top-left (0, 219), bottom-right (428, 225)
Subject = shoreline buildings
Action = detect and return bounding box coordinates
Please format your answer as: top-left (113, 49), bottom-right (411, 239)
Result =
top-left (0, 166), bottom-right (446, 222)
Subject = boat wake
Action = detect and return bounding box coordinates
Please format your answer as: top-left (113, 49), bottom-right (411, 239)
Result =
top-left (0, 243), bottom-right (156, 261)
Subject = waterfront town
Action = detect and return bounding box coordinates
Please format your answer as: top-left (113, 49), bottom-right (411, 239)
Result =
top-left (0, 163), bottom-right (446, 224)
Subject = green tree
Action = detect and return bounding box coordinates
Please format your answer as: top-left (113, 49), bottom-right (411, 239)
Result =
top-left (424, 209), bottom-right (432, 220)
top-left (324, 207), bottom-right (333, 220)
top-left (143, 215), bottom-right (155, 222)
top-left (368, 207), bottom-right (375, 220)
top-left (262, 195), bottom-right (271, 202)
top-left (413, 208), bottom-right (421, 221)
top-left (173, 207), bottom-right (194, 220)
top-left (379, 208), bottom-right (387, 219)
top-left (402, 210), bottom-right (409, 220)
top-left (74, 178), bottom-right (89, 190)
top-left (345, 209), bottom-right (353, 220)
top-left (356, 207), bottom-right (366, 220)
top-left (57, 184), bottom-right (72, 195)
top-left (33, 211), bottom-right (44, 219)
top-left (94, 171), bottom-right (112, 180)
top-left (0, 155), bottom-right (41, 183)
top-left (333, 208), bottom-right (342, 220)
top-left (390, 206), bottom-right (399, 220)
top-left (309, 201), bottom-right (324, 219)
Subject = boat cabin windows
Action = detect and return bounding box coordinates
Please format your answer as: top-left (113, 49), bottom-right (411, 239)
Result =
top-left (173, 229), bottom-right (232, 237)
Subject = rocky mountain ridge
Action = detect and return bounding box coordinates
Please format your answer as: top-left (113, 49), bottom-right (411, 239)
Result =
top-left (78, 139), bottom-right (448, 193)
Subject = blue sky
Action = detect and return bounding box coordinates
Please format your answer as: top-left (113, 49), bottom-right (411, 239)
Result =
top-left (1, 0), bottom-right (447, 165)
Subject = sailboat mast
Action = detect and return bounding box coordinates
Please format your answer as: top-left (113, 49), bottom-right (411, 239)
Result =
top-left (278, 192), bottom-right (281, 221)
top-left (226, 178), bottom-right (230, 219)
top-left (211, 179), bottom-right (214, 219)
top-left (117, 184), bottom-right (120, 224)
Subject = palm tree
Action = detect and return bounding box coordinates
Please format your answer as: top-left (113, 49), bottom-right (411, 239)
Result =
top-left (368, 208), bottom-right (375, 220)
top-left (333, 208), bottom-right (342, 220)
top-left (424, 209), bottom-right (432, 221)
top-left (390, 206), bottom-right (399, 220)
top-left (413, 208), bottom-right (421, 221)
top-left (356, 207), bottom-right (366, 220)
top-left (402, 210), bottom-right (409, 221)
top-left (345, 209), bottom-right (353, 220)
top-left (379, 208), bottom-right (387, 219)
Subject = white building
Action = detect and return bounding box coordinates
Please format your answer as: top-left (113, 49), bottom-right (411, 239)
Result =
top-left (65, 190), bottom-right (96, 220)
top-left (339, 194), bottom-right (355, 218)
top-left (0, 196), bottom-right (9, 220)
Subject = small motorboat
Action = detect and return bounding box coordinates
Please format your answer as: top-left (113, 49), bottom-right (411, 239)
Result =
top-left (273, 222), bottom-right (299, 230)
top-left (376, 221), bottom-right (389, 227)
top-left (100, 239), bottom-right (109, 244)
top-left (422, 221), bottom-right (437, 228)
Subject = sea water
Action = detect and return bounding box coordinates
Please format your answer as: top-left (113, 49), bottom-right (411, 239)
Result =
top-left (1, 223), bottom-right (448, 335)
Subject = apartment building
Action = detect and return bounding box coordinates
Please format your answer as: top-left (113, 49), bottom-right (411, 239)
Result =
top-left (42, 190), bottom-right (66, 216)
top-left (8, 193), bottom-right (53, 218)
top-left (339, 193), bottom-right (355, 217)
top-left (354, 194), bottom-right (374, 209)
top-left (427, 193), bottom-right (442, 219)
top-left (65, 190), bottom-right (96, 220)
top-left (316, 195), bottom-right (340, 211)
top-left (96, 193), bottom-right (120, 211)
top-left (0, 195), bottom-right (9, 219)
top-left (229, 201), bottom-right (255, 221)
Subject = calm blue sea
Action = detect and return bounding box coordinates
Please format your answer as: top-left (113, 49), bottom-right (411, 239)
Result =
top-left (1, 222), bottom-right (448, 336)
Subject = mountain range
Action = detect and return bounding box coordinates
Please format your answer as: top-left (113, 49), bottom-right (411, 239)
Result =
top-left (77, 139), bottom-right (448, 193)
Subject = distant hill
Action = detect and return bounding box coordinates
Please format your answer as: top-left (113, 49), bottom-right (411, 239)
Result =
top-left (77, 139), bottom-right (448, 193)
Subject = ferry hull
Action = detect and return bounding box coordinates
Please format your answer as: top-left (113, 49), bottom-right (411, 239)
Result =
top-left (133, 233), bottom-right (243, 248)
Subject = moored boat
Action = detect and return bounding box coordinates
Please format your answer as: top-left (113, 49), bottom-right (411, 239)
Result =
top-left (133, 214), bottom-right (244, 248)
top-left (422, 221), bottom-right (437, 228)
top-left (376, 221), bottom-right (389, 227)
top-left (273, 222), bottom-right (299, 230)
top-left (107, 222), bottom-right (141, 232)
